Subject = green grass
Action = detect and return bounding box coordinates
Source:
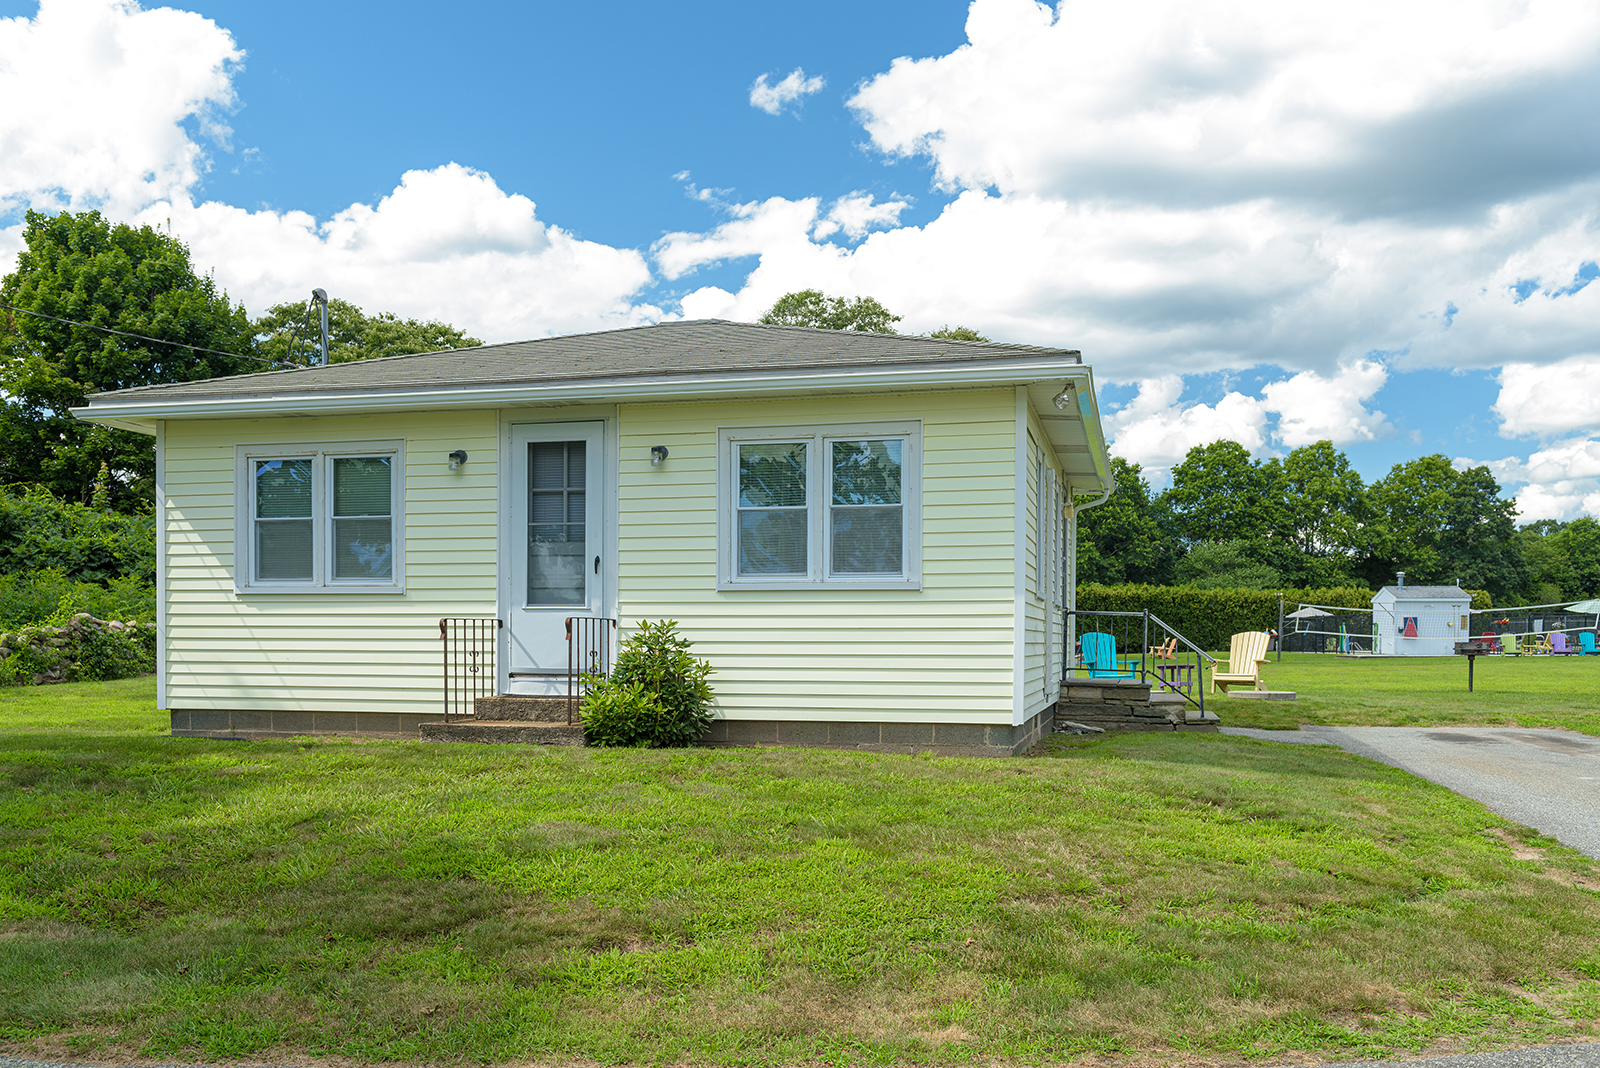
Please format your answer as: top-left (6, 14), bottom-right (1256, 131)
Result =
top-left (4, 678), bottom-right (1600, 1064)
top-left (1214, 651), bottom-right (1600, 733)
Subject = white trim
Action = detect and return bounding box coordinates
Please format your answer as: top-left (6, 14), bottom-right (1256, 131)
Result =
top-left (232, 438), bottom-right (405, 594)
top-left (154, 420), bottom-right (166, 711)
top-left (74, 358), bottom-right (1085, 426)
top-left (716, 421), bottom-right (922, 592)
top-left (1012, 387), bottom-right (1029, 727)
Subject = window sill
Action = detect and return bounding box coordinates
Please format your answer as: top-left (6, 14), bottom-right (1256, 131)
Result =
top-left (235, 583), bottom-right (405, 595)
top-left (717, 578), bottom-right (922, 592)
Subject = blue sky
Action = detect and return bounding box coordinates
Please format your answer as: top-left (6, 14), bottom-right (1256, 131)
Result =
top-left (2, 0), bottom-right (1599, 515)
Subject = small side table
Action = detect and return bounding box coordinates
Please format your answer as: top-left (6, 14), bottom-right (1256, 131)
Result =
top-left (1154, 663), bottom-right (1194, 694)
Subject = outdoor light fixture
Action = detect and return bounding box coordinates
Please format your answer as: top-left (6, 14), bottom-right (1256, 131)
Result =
top-left (1052, 384), bottom-right (1077, 411)
top-left (650, 445), bottom-right (669, 465)
top-left (448, 450), bottom-right (468, 469)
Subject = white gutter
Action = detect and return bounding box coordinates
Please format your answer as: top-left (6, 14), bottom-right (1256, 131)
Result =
top-left (73, 357), bottom-right (1084, 432)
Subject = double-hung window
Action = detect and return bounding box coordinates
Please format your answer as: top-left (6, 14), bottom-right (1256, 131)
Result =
top-left (235, 441), bottom-right (404, 592)
top-left (719, 423), bottom-right (921, 590)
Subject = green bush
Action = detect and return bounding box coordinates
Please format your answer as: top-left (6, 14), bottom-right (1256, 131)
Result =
top-left (0, 569), bottom-right (155, 630)
top-left (0, 485), bottom-right (155, 584)
top-left (0, 613), bottom-right (156, 685)
top-left (581, 619), bottom-right (714, 748)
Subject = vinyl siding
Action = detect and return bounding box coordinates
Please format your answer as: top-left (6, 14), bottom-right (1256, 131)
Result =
top-left (616, 390), bottom-right (1018, 724)
top-left (163, 411), bottom-right (498, 715)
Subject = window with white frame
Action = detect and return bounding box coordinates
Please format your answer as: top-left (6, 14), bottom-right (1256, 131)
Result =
top-left (235, 442), bottom-right (404, 592)
top-left (719, 423), bottom-right (921, 589)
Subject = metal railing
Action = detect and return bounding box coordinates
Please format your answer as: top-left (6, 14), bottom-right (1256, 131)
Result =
top-left (566, 616), bottom-right (618, 724)
top-left (1064, 609), bottom-right (1218, 713)
top-left (440, 617), bottom-right (502, 720)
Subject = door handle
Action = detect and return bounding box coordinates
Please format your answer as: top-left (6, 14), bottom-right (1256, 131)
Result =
top-left (594, 555), bottom-right (600, 574)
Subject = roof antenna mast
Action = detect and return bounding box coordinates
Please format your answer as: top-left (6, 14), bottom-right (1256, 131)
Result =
top-left (311, 288), bottom-right (330, 366)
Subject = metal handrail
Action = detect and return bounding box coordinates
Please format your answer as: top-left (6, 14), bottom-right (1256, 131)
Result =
top-left (1064, 608), bottom-right (1211, 713)
top-left (439, 617), bottom-right (502, 720)
top-left (565, 616), bottom-right (618, 725)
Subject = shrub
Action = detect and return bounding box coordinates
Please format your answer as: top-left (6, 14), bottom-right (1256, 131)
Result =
top-left (0, 613), bottom-right (156, 685)
top-left (0, 485), bottom-right (155, 584)
top-left (581, 619), bottom-right (714, 748)
top-left (0, 569), bottom-right (155, 630)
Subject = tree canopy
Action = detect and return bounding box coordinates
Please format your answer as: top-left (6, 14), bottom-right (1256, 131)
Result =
top-left (0, 210), bottom-right (258, 509)
top-left (253, 297), bottom-right (481, 365)
top-left (1076, 440), bottom-right (1577, 604)
top-left (758, 290), bottom-right (901, 333)
top-left (928, 325), bottom-right (988, 341)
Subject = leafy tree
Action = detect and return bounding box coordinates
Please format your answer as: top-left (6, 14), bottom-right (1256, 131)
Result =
top-left (0, 210), bottom-right (257, 508)
top-left (1164, 440), bottom-right (1284, 545)
top-left (928, 325), bottom-right (988, 341)
top-left (1173, 539), bottom-right (1284, 590)
top-left (758, 290), bottom-right (901, 333)
top-left (1363, 455), bottom-right (1524, 599)
top-left (1281, 441), bottom-right (1367, 557)
top-left (1515, 516), bottom-right (1600, 602)
top-left (1075, 457), bottom-right (1178, 585)
top-left (253, 297), bottom-right (481, 365)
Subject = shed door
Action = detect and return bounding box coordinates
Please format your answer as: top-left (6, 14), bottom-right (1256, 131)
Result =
top-left (508, 421), bottom-right (604, 673)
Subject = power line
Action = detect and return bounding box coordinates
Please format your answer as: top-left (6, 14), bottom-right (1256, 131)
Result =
top-left (0, 302), bottom-right (297, 370)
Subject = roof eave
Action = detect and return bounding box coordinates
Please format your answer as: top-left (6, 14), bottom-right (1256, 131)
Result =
top-left (73, 357), bottom-right (1086, 428)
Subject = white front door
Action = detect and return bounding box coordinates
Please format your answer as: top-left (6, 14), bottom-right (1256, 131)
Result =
top-left (508, 421), bottom-right (604, 675)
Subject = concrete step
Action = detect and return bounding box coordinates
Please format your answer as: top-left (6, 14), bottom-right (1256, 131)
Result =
top-left (472, 695), bottom-right (581, 722)
top-left (420, 720), bottom-right (585, 745)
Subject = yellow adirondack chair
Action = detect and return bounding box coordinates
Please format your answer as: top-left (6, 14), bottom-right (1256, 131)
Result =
top-left (1211, 631), bottom-right (1271, 694)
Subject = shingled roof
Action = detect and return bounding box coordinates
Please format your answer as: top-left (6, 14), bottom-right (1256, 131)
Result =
top-left (84, 319), bottom-right (1081, 403)
top-left (1377, 585), bottom-right (1468, 599)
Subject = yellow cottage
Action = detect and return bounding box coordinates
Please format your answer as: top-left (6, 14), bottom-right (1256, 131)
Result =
top-left (74, 320), bottom-right (1111, 756)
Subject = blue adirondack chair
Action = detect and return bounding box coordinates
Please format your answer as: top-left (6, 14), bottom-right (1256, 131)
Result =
top-left (1080, 632), bottom-right (1137, 678)
top-left (1580, 631), bottom-right (1599, 656)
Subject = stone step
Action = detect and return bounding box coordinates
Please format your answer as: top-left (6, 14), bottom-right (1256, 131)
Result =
top-left (420, 720), bottom-right (585, 745)
top-left (472, 695), bottom-right (581, 722)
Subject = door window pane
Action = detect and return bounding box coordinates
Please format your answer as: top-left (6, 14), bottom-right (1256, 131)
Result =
top-left (528, 441), bottom-right (587, 605)
top-left (829, 440), bottom-right (903, 575)
top-left (737, 442), bottom-right (806, 575)
top-left (332, 457), bottom-right (393, 579)
top-left (254, 459), bottom-right (313, 581)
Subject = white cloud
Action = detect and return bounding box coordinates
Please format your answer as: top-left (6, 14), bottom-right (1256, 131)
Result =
top-left (0, 0), bottom-right (657, 341)
top-left (1260, 359), bottom-right (1391, 447)
top-left (0, 0), bottom-right (241, 217)
top-left (1102, 361), bottom-right (1391, 482)
top-left (1101, 375), bottom-right (1269, 484)
top-left (749, 68), bottom-right (826, 115)
top-left (1467, 438), bottom-right (1600, 522)
top-left (1493, 355), bottom-right (1600, 439)
top-left (670, 0), bottom-right (1600, 383)
top-left (813, 193), bottom-right (911, 241)
top-left (145, 164), bottom-right (656, 341)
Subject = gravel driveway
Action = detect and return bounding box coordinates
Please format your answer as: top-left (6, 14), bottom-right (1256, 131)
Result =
top-left (1223, 725), bottom-right (1600, 859)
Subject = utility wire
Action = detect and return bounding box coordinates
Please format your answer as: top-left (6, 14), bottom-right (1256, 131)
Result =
top-left (0, 302), bottom-right (299, 370)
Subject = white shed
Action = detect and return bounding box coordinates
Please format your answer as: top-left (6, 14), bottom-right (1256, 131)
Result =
top-left (1371, 579), bottom-right (1471, 656)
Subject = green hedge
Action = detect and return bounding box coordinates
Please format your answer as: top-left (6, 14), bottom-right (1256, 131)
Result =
top-left (1075, 584), bottom-right (1494, 652)
top-left (1075, 583), bottom-right (1378, 653)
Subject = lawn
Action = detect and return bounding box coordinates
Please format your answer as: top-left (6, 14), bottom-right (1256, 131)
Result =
top-left (1213, 651), bottom-right (1600, 734)
top-left (4, 678), bottom-right (1600, 1066)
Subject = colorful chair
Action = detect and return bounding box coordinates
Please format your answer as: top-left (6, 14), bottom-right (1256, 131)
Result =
top-left (1502, 633), bottom-right (1521, 656)
top-left (1080, 632), bottom-right (1138, 678)
top-left (1211, 631), bottom-right (1272, 694)
top-left (1551, 632), bottom-right (1571, 655)
top-left (1580, 632), bottom-right (1599, 656)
